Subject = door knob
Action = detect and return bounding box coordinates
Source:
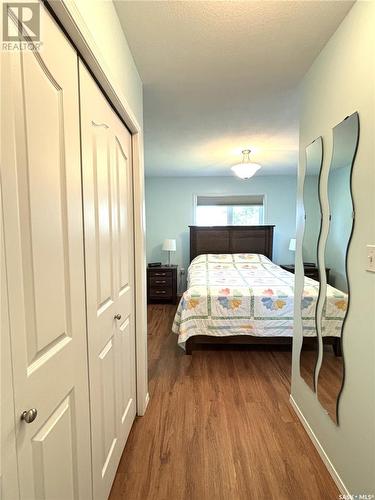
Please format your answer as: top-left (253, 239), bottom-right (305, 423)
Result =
top-left (114, 314), bottom-right (122, 320)
top-left (21, 408), bottom-right (38, 423)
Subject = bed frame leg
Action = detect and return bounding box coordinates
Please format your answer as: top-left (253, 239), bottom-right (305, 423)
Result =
top-left (185, 340), bottom-right (192, 355)
top-left (333, 338), bottom-right (342, 357)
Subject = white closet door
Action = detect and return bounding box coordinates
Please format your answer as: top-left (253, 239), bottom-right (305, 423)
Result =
top-left (79, 62), bottom-right (136, 500)
top-left (1, 4), bottom-right (92, 500)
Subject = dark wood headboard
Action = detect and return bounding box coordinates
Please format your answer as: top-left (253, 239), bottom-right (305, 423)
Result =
top-left (189, 225), bottom-right (274, 262)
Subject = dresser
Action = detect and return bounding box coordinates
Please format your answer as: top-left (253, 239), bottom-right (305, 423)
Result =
top-left (147, 265), bottom-right (178, 304)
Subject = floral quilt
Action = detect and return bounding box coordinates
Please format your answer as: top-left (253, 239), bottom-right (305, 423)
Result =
top-left (172, 254), bottom-right (347, 349)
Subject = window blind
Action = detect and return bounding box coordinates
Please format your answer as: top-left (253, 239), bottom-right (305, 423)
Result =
top-left (196, 195), bottom-right (264, 206)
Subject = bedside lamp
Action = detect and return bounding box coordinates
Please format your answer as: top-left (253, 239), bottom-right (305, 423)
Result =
top-left (162, 239), bottom-right (176, 266)
top-left (289, 238), bottom-right (296, 252)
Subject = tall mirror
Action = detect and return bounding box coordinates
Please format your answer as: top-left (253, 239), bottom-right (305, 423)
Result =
top-left (300, 137), bottom-right (323, 391)
top-left (318, 112), bottom-right (359, 423)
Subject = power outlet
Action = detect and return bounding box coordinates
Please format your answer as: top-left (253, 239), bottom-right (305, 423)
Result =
top-left (366, 245), bottom-right (375, 272)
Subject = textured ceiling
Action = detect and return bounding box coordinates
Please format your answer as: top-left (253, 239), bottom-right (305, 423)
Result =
top-left (114, 1), bottom-right (354, 177)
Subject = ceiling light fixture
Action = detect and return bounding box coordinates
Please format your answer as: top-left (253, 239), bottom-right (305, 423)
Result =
top-left (231, 149), bottom-right (261, 179)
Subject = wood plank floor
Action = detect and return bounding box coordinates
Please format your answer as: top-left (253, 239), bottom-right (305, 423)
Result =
top-left (110, 304), bottom-right (339, 500)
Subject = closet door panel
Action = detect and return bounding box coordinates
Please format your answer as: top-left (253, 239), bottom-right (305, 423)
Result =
top-left (79, 61), bottom-right (136, 500)
top-left (93, 126), bottom-right (114, 308)
top-left (31, 395), bottom-right (77, 500)
top-left (99, 338), bottom-right (117, 478)
top-left (113, 117), bottom-right (136, 450)
top-left (116, 138), bottom-right (131, 291)
top-left (118, 317), bottom-right (135, 426)
top-left (1, 4), bottom-right (92, 499)
top-left (20, 51), bottom-right (70, 361)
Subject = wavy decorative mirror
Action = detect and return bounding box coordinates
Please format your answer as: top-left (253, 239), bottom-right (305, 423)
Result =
top-left (318, 112), bottom-right (359, 423)
top-left (300, 137), bottom-right (323, 391)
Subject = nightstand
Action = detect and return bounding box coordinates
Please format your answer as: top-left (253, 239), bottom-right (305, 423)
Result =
top-left (280, 264), bottom-right (330, 283)
top-left (147, 265), bottom-right (178, 304)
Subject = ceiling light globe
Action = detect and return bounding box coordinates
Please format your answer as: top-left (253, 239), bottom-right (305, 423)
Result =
top-left (231, 162), bottom-right (261, 179)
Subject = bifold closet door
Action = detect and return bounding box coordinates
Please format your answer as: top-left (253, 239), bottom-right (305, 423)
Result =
top-left (1, 4), bottom-right (92, 500)
top-left (79, 62), bottom-right (137, 500)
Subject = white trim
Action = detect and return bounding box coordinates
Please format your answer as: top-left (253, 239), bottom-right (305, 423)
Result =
top-left (132, 132), bottom-right (149, 416)
top-left (289, 395), bottom-right (349, 496)
top-left (0, 169), bottom-right (21, 500)
top-left (262, 192), bottom-right (268, 224)
top-left (47, 0), bottom-right (148, 416)
top-left (144, 393), bottom-right (150, 413)
top-left (47, 0), bottom-right (140, 133)
top-left (192, 193), bottom-right (198, 224)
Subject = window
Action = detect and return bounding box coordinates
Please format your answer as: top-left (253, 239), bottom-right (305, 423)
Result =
top-left (195, 195), bottom-right (264, 226)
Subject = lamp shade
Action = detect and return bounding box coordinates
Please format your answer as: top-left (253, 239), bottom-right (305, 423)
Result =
top-left (162, 239), bottom-right (176, 252)
top-left (289, 238), bottom-right (296, 252)
top-left (231, 163), bottom-right (261, 179)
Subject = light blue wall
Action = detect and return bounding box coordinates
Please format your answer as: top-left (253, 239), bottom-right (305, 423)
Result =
top-left (145, 175), bottom-right (297, 276)
top-left (295, 1), bottom-right (375, 494)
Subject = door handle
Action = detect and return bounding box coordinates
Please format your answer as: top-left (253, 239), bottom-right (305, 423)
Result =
top-left (114, 314), bottom-right (122, 320)
top-left (21, 408), bottom-right (38, 424)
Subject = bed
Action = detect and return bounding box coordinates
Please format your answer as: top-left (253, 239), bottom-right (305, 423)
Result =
top-left (172, 226), bottom-right (346, 354)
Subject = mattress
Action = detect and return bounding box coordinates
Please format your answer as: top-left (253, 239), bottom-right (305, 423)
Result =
top-left (172, 253), bottom-right (347, 349)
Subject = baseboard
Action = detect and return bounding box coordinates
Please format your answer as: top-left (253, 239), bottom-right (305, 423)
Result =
top-left (289, 395), bottom-right (349, 496)
top-left (137, 392), bottom-right (150, 417)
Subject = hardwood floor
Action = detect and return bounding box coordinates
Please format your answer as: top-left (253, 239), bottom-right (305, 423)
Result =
top-left (110, 304), bottom-right (339, 500)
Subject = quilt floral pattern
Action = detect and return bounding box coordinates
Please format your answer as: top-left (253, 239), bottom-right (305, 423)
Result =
top-left (172, 254), bottom-right (347, 349)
